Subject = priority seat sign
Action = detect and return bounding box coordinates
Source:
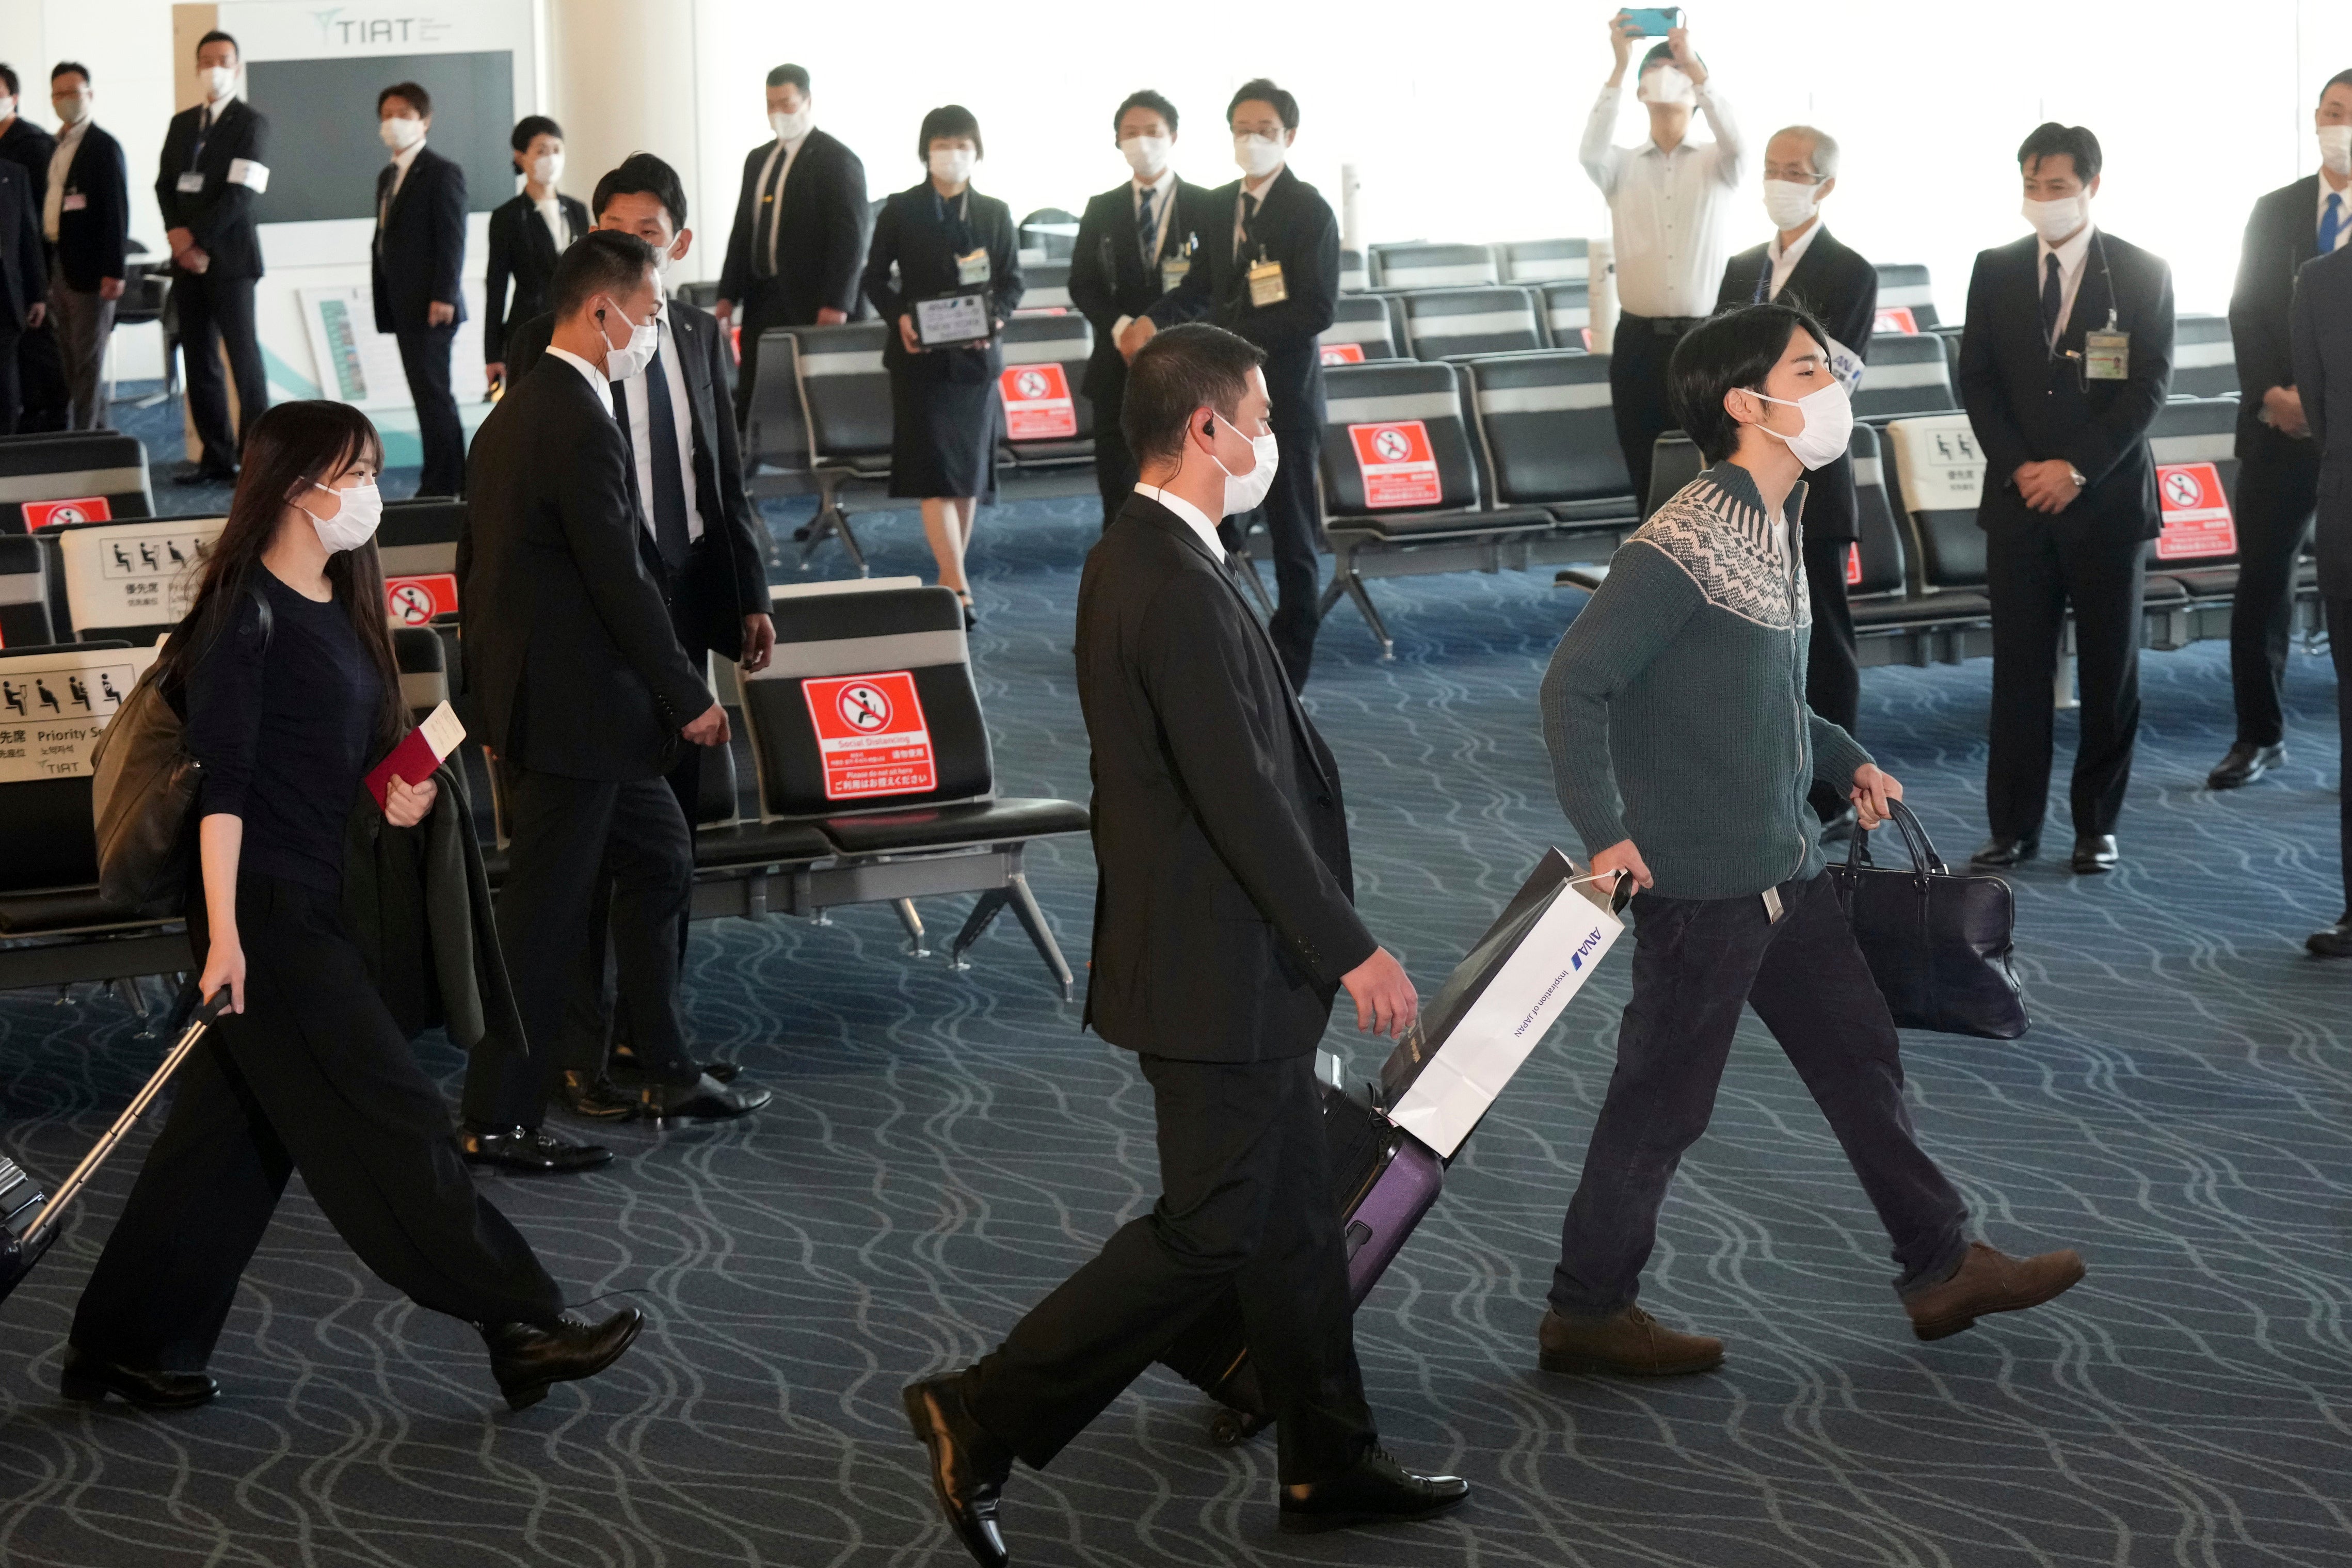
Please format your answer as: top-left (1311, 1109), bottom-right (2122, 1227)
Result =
top-left (2154, 462), bottom-right (2236, 561)
top-left (801, 671), bottom-right (937, 801)
top-left (999, 363), bottom-right (1077, 440)
top-left (1347, 419), bottom-right (1442, 509)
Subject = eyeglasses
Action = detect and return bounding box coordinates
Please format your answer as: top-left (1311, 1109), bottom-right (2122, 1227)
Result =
top-left (1763, 167), bottom-right (1825, 184)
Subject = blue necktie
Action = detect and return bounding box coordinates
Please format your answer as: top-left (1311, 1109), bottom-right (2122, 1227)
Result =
top-left (2324, 193), bottom-right (2345, 255)
top-left (2039, 253), bottom-right (2063, 346)
top-left (1137, 186), bottom-right (1158, 266)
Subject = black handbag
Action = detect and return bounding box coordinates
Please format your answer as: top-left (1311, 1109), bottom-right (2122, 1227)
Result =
top-left (1826, 799), bottom-right (2028, 1039)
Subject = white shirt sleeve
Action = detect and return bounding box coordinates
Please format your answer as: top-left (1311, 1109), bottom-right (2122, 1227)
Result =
top-left (1581, 85), bottom-right (1626, 200)
top-left (1694, 83), bottom-right (1744, 189)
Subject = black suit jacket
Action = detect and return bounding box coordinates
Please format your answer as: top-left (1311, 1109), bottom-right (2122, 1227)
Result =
top-left (483, 190), bottom-right (585, 364)
top-left (863, 183), bottom-right (1023, 379)
top-left (1957, 230), bottom-right (2174, 544)
top-left (2290, 246), bottom-right (2352, 598)
top-left (716, 128), bottom-right (869, 321)
top-left (1068, 175), bottom-right (1224, 404)
top-left (2232, 173), bottom-right (2327, 463)
top-left (1715, 225), bottom-right (1879, 541)
top-left (156, 99), bottom-right (268, 280)
top-left (49, 124), bottom-right (131, 290)
top-left (457, 355), bottom-right (712, 780)
top-left (1077, 490), bottom-right (1375, 1061)
top-left (0, 117), bottom-right (57, 212)
top-left (0, 164), bottom-right (43, 331)
top-left (1146, 166), bottom-right (1339, 434)
top-left (372, 146), bottom-right (468, 333)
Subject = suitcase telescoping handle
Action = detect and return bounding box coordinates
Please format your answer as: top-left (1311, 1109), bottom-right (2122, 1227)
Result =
top-left (18, 990), bottom-right (232, 1251)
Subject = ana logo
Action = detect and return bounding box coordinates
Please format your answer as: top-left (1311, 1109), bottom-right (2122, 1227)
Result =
top-left (1372, 427), bottom-right (1412, 462)
top-left (2163, 469), bottom-right (2204, 508)
top-left (1567, 926), bottom-right (1606, 972)
top-left (836, 681), bottom-right (892, 732)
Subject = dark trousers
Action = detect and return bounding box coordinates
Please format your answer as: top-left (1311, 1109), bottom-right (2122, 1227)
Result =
top-left (1804, 529), bottom-right (1861, 822)
top-left (2227, 450), bottom-right (2321, 747)
top-left (71, 874), bottom-right (564, 1371)
top-left (395, 321), bottom-right (465, 497)
top-left (16, 314), bottom-right (67, 431)
top-left (174, 272), bottom-right (267, 470)
top-left (0, 325), bottom-right (19, 433)
top-left (1551, 872), bottom-right (1969, 1317)
top-left (1984, 524), bottom-right (2147, 841)
top-left (967, 1050), bottom-right (1377, 1485)
top-left (466, 769), bottom-right (699, 1127)
top-left (1218, 423), bottom-right (1322, 689)
top-left (1608, 315), bottom-right (1689, 513)
top-left (1091, 402), bottom-right (1139, 529)
top-left (2331, 597), bottom-right (2352, 915)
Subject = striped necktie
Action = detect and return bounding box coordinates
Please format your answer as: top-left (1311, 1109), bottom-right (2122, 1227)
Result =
top-left (1137, 185), bottom-right (1158, 266)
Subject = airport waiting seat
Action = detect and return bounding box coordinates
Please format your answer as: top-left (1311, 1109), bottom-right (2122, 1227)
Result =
top-left (1016, 257), bottom-right (1072, 313)
top-left (757, 321), bottom-right (896, 575)
top-left (1643, 432), bottom-right (1703, 519)
top-left (1369, 242), bottom-right (1497, 291)
top-left (1314, 360), bottom-right (1559, 657)
top-left (1494, 238), bottom-right (1589, 286)
top-left (0, 431), bottom-right (153, 535)
top-left (1879, 413), bottom-right (1996, 662)
top-left (2169, 314), bottom-right (2238, 400)
top-left (1464, 350), bottom-right (1636, 526)
top-left (708, 578), bottom-right (1090, 990)
top-left (377, 498), bottom-right (466, 642)
top-left (1854, 333), bottom-right (1960, 422)
top-left (41, 514), bottom-right (226, 644)
top-left (1, 535), bottom-right (52, 647)
top-left (1339, 248), bottom-right (1369, 293)
top-left (1398, 287), bottom-right (1544, 361)
top-left (2142, 397), bottom-right (2251, 644)
top-left (1319, 294), bottom-right (1405, 364)
top-left (1539, 283), bottom-right (1592, 351)
top-left (1018, 209), bottom-right (1080, 261)
top-left (995, 314), bottom-right (1095, 469)
top-left (1874, 263), bottom-right (1940, 330)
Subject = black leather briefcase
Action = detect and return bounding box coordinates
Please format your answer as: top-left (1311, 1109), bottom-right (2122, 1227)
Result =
top-left (1826, 799), bottom-right (2028, 1039)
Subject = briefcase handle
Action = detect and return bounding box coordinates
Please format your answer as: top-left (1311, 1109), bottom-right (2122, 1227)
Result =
top-left (1844, 797), bottom-right (1949, 878)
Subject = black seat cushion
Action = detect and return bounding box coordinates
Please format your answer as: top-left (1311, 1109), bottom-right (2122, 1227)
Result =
top-left (0, 886), bottom-right (150, 935)
top-left (2139, 576), bottom-right (2190, 605)
top-left (2162, 565), bottom-right (2238, 601)
top-left (1329, 505), bottom-right (1557, 542)
top-left (1546, 497), bottom-right (1639, 523)
top-left (820, 797), bottom-right (1089, 855)
top-left (693, 820), bottom-right (835, 868)
top-left (1851, 591), bottom-right (1992, 630)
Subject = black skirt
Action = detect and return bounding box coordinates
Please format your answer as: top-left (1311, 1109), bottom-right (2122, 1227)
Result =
top-left (888, 350), bottom-right (1001, 502)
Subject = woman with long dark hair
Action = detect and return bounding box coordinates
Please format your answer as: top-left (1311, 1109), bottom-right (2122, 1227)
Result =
top-left (65, 401), bottom-right (643, 1413)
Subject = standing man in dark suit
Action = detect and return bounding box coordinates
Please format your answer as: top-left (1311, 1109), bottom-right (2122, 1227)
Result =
top-left (1128, 78), bottom-right (1339, 689)
top-left (0, 156), bottom-right (42, 434)
top-left (1715, 123), bottom-right (1876, 838)
top-left (0, 66), bottom-right (64, 432)
top-left (1068, 89), bottom-right (1220, 526)
top-left (2210, 71), bottom-right (2352, 790)
top-left (715, 64), bottom-right (868, 426)
top-left (456, 231), bottom-right (757, 1173)
top-left (371, 83), bottom-right (468, 497)
top-left (42, 63), bottom-right (129, 431)
top-left (502, 153), bottom-right (775, 1120)
top-left (1959, 124), bottom-right (2174, 875)
top-left (2290, 237), bottom-right (2352, 957)
top-left (158, 30), bottom-right (269, 484)
top-left (483, 116), bottom-right (584, 396)
top-left (902, 325), bottom-right (1466, 1567)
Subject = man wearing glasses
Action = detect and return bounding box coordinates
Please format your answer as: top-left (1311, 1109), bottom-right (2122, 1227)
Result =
top-left (1713, 124), bottom-right (1877, 842)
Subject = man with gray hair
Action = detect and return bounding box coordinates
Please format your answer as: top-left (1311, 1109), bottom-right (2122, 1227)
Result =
top-left (1714, 122), bottom-right (1879, 839)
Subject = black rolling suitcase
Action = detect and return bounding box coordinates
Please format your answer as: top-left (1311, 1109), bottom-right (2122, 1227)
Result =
top-left (0, 992), bottom-right (230, 1309)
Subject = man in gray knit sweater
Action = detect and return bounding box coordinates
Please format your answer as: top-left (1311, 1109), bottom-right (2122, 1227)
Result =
top-left (1536, 303), bottom-right (2086, 1375)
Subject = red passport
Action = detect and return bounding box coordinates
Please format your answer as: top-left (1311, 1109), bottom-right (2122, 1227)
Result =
top-left (366, 700), bottom-right (466, 808)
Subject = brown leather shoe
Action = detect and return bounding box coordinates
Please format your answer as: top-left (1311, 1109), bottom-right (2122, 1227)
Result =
top-left (1538, 1305), bottom-right (1723, 1375)
top-left (1903, 1242), bottom-right (2086, 1341)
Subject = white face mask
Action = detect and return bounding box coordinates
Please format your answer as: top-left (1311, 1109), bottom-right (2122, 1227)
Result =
top-left (1741, 378), bottom-right (1853, 470)
top-left (54, 92), bottom-right (93, 126)
top-left (1233, 132), bottom-right (1286, 179)
top-left (0, 97), bottom-right (15, 123)
top-left (378, 115), bottom-right (425, 152)
top-left (1208, 411), bottom-right (1280, 516)
top-left (2321, 124), bottom-right (2352, 178)
top-left (652, 236), bottom-right (685, 281)
top-left (771, 106), bottom-right (812, 143)
top-left (1121, 135), bottom-right (1171, 179)
top-left (529, 151), bottom-right (563, 186)
top-left (1762, 179), bottom-right (1820, 230)
top-left (596, 297), bottom-right (661, 379)
top-left (1637, 65), bottom-right (1696, 105)
top-left (308, 481), bottom-right (383, 553)
top-left (200, 65), bottom-right (236, 100)
top-left (2021, 193), bottom-right (2090, 244)
top-left (929, 146), bottom-right (975, 184)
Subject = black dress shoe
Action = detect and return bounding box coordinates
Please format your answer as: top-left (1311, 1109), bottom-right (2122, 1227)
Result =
top-left (2207, 741), bottom-right (2286, 790)
top-left (2309, 918), bottom-right (2352, 958)
top-left (1277, 1446), bottom-right (1471, 1532)
top-left (479, 1307), bottom-right (643, 1411)
top-left (171, 463), bottom-right (236, 486)
top-left (902, 1373), bottom-right (1012, 1568)
top-left (2071, 834), bottom-right (2120, 874)
top-left (1969, 836), bottom-right (2040, 869)
top-left (639, 1073), bottom-right (772, 1123)
top-left (557, 1070), bottom-right (638, 1121)
top-left (59, 1346), bottom-right (218, 1410)
top-left (459, 1124), bottom-right (614, 1173)
top-left (609, 1038), bottom-right (741, 1084)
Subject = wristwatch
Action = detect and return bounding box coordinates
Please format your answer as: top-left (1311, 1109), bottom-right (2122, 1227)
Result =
top-left (2066, 465), bottom-right (2086, 489)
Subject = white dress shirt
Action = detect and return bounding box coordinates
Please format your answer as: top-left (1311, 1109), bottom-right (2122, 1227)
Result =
top-left (613, 298), bottom-right (703, 543)
top-left (2319, 173), bottom-right (2352, 252)
top-left (534, 191), bottom-right (567, 249)
top-left (44, 119), bottom-right (88, 244)
top-left (754, 129), bottom-right (811, 276)
top-left (1765, 217), bottom-right (1822, 300)
top-left (1134, 482), bottom-right (1223, 560)
top-left (1111, 167), bottom-right (1181, 340)
top-left (1231, 167), bottom-right (1281, 260)
top-left (377, 138), bottom-right (423, 254)
top-left (2037, 222), bottom-right (2097, 342)
top-left (1579, 81), bottom-right (1746, 317)
top-left (547, 345), bottom-right (609, 400)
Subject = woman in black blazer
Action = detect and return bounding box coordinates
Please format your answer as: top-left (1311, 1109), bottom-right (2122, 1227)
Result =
top-left (862, 104), bottom-right (1023, 620)
top-left (483, 115), bottom-right (586, 393)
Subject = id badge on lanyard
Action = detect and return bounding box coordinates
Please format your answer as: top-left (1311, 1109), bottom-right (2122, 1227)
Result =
top-left (1161, 254), bottom-right (1190, 294)
top-left (2083, 325), bottom-right (2129, 381)
top-left (1247, 257), bottom-right (1286, 307)
top-left (956, 248), bottom-right (991, 286)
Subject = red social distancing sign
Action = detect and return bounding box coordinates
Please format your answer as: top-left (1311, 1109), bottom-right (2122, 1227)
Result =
top-left (25, 497), bottom-right (111, 530)
top-left (1320, 342), bottom-right (1366, 366)
top-left (1000, 363), bottom-right (1077, 440)
top-left (1845, 542), bottom-right (1863, 586)
top-left (1874, 306), bottom-right (1919, 334)
top-left (2153, 462), bottom-right (2237, 561)
top-left (1347, 420), bottom-right (1442, 509)
top-left (383, 573), bottom-right (460, 626)
top-left (801, 671), bottom-right (938, 801)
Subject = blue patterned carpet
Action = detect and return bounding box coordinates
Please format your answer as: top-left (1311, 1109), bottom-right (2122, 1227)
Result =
top-left (3, 469), bottom-right (2350, 1567)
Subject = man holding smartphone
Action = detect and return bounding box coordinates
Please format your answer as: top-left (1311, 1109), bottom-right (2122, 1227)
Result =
top-left (1581, 11), bottom-right (1746, 510)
